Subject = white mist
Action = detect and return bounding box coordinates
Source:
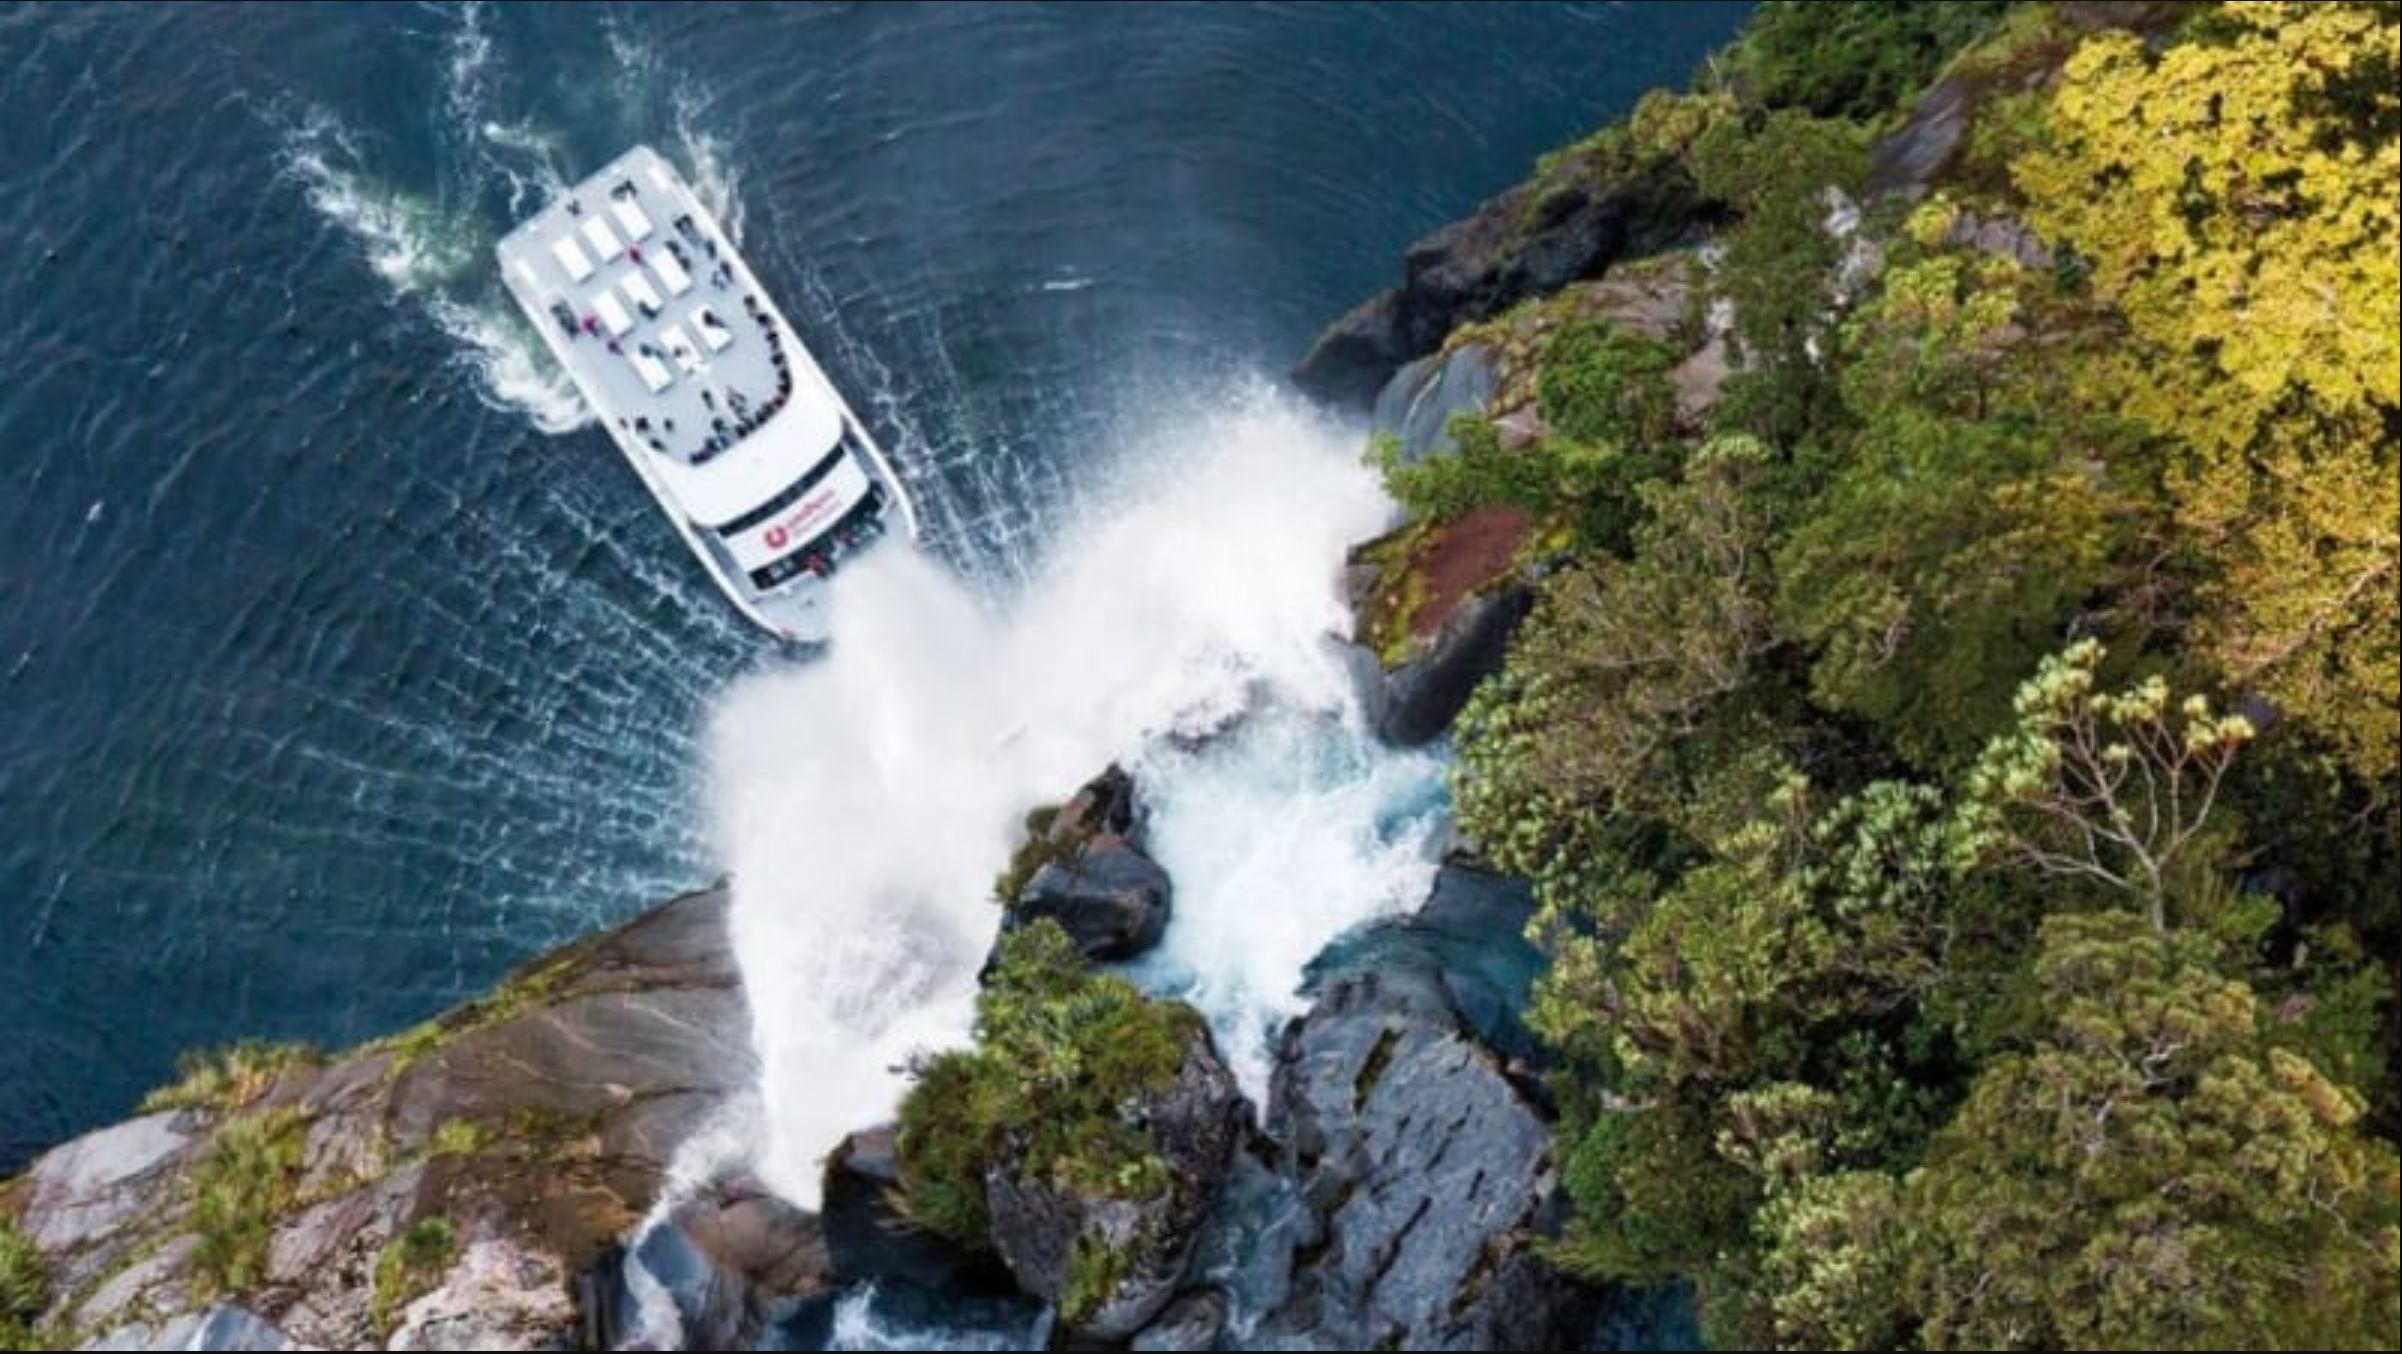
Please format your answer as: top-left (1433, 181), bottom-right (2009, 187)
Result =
top-left (709, 384), bottom-right (1445, 1207)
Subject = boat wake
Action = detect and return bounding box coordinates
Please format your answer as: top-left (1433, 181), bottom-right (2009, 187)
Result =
top-left (277, 1), bottom-right (748, 437)
top-left (708, 383), bottom-right (1446, 1207)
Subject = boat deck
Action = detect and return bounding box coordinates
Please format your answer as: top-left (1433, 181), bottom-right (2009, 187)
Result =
top-left (496, 148), bottom-right (794, 479)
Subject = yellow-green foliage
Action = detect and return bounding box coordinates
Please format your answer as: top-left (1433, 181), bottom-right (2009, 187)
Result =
top-left (370, 1215), bottom-right (458, 1335)
top-left (894, 921), bottom-right (1200, 1268)
top-left (424, 1117), bottom-right (491, 1159)
top-left (138, 1039), bottom-right (322, 1115)
top-left (187, 1106), bottom-right (310, 1300)
top-left (992, 802), bottom-right (1069, 905)
top-left (2015, 1), bottom-right (2400, 778)
top-left (1443, 6), bottom-right (2400, 1345)
top-left (0, 1217), bottom-right (49, 1351)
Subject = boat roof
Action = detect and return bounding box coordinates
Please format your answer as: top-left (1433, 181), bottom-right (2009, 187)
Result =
top-left (496, 146), bottom-right (841, 527)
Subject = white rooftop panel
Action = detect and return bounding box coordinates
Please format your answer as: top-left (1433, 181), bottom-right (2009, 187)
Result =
top-left (652, 249), bottom-right (693, 295)
top-left (592, 290), bottom-right (634, 337)
top-left (550, 236), bottom-right (594, 282)
top-left (630, 350), bottom-right (674, 393)
top-left (580, 216), bottom-right (624, 261)
top-left (611, 197), bottom-right (655, 240)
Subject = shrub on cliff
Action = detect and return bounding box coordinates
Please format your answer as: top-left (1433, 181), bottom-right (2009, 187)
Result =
top-left (894, 920), bottom-right (1203, 1248)
top-left (0, 1218), bottom-right (49, 1351)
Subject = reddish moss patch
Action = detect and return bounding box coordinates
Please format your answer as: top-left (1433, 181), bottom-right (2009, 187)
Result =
top-left (1412, 505), bottom-right (1534, 642)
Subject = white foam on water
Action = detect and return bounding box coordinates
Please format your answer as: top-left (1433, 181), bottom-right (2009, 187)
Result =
top-left (708, 383), bottom-right (1445, 1207)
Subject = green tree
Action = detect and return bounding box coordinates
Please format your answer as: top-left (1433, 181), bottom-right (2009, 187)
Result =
top-left (2015, 2), bottom-right (2401, 778)
top-left (1905, 912), bottom-right (2401, 1350)
top-left (1962, 639), bottom-right (2256, 933)
top-left (1455, 434), bottom-right (1777, 896)
top-left (1722, 1), bottom-right (2019, 123)
top-left (1778, 233), bottom-right (2120, 764)
top-left (1692, 111), bottom-right (1869, 447)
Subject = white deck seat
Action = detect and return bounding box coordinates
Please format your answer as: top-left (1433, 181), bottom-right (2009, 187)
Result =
top-left (591, 291), bottom-right (635, 338)
top-left (550, 236), bottom-right (594, 283)
top-left (621, 271), bottom-right (664, 314)
top-left (651, 249), bottom-right (693, 295)
top-left (629, 350), bottom-right (674, 393)
top-left (579, 216), bottom-right (624, 261)
top-left (610, 197), bottom-right (654, 241)
top-left (695, 306), bottom-right (734, 351)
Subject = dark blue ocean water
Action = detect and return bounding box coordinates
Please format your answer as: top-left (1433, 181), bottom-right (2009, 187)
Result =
top-left (0, 1), bottom-right (1746, 1169)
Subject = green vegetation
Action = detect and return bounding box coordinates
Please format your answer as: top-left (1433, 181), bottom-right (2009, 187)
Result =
top-left (1717, 1), bottom-right (2016, 122)
top-left (424, 1117), bottom-right (491, 1159)
top-left (992, 802), bottom-right (1068, 904)
top-left (0, 1217), bottom-right (49, 1352)
top-left (137, 1039), bottom-right (323, 1114)
top-left (1378, 320), bottom-right (1683, 560)
top-left (1394, 3), bottom-right (2401, 1347)
top-left (368, 947), bottom-right (579, 1077)
top-left (370, 1215), bottom-right (458, 1335)
top-left (187, 1106), bottom-right (310, 1300)
top-left (894, 920), bottom-right (1202, 1316)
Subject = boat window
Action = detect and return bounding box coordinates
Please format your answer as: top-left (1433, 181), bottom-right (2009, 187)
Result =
top-left (713, 440), bottom-right (852, 535)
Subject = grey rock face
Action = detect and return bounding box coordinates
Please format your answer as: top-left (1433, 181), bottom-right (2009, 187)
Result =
top-left (1371, 343), bottom-right (1499, 466)
top-left (14, 887), bottom-right (752, 1352)
top-left (1294, 166), bottom-right (1707, 408)
top-left (1365, 583), bottom-right (1534, 748)
top-left (984, 1034), bottom-right (1245, 1342)
top-left (1002, 764), bottom-right (1174, 964)
top-left (80, 1303), bottom-right (299, 1352)
top-left (1247, 888), bottom-right (1587, 1351)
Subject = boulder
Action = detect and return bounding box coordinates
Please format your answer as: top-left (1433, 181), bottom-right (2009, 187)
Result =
top-left (821, 1124), bottom-right (996, 1293)
top-left (385, 1236), bottom-right (575, 1352)
top-left (80, 1303), bottom-right (296, 1352)
top-left (1011, 847), bottom-right (1173, 962)
top-left (1364, 582), bottom-right (1533, 747)
top-left (1371, 343), bottom-right (1499, 465)
top-left (1248, 880), bottom-right (1590, 1350)
top-left (622, 1175), bottom-right (828, 1350)
top-left (983, 1032), bottom-right (1244, 1342)
top-left (1001, 765), bottom-right (1174, 964)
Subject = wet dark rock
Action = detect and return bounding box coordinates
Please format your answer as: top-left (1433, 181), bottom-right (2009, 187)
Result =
top-left (1001, 765), bottom-right (1174, 964)
top-left (1243, 865), bottom-right (1587, 1350)
top-left (1294, 165), bottom-right (1707, 408)
top-left (1360, 583), bottom-right (1534, 748)
top-left (630, 1175), bottom-right (829, 1349)
top-left (1307, 856), bottom-right (1545, 1069)
top-left (1012, 845), bottom-right (1174, 963)
top-left (822, 1124), bottom-right (1000, 1294)
top-left (983, 1031), bottom-right (1245, 1342)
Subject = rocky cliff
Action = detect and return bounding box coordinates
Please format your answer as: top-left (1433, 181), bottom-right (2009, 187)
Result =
top-left (1, 888), bottom-right (759, 1351)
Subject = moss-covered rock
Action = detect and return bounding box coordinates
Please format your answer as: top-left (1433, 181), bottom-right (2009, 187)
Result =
top-left (897, 922), bottom-right (1243, 1340)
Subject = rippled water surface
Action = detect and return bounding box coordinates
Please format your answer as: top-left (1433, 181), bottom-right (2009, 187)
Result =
top-left (0, 0), bottom-right (1747, 1166)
